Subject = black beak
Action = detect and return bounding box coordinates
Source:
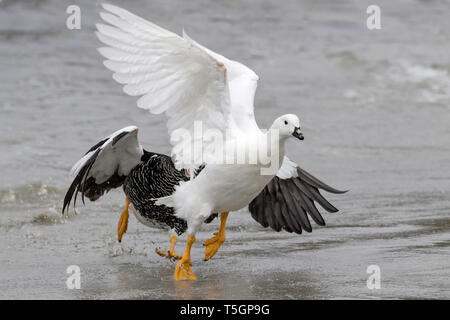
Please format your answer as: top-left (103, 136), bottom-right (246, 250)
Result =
top-left (292, 127), bottom-right (304, 140)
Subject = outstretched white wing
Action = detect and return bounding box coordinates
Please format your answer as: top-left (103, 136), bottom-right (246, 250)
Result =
top-left (96, 4), bottom-right (260, 168)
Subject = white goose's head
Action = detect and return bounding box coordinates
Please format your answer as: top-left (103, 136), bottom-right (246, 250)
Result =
top-left (270, 114), bottom-right (304, 141)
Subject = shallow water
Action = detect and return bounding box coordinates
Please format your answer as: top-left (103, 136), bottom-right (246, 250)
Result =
top-left (0, 0), bottom-right (449, 299)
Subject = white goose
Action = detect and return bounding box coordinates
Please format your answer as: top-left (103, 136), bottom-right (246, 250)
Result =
top-left (96, 3), bottom-right (345, 280)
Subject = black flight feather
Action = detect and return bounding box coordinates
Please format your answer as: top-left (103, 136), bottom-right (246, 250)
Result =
top-left (248, 165), bottom-right (346, 234)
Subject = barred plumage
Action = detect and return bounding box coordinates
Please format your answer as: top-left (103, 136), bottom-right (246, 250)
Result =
top-left (123, 151), bottom-right (189, 235)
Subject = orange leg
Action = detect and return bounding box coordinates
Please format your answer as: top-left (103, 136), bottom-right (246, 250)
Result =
top-left (175, 235), bottom-right (196, 280)
top-left (204, 212), bottom-right (229, 261)
top-left (117, 197), bottom-right (130, 242)
top-left (155, 235), bottom-right (182, 260)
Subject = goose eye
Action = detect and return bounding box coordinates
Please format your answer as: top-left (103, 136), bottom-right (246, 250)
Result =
top-left (284, 121), bottom-right (288, 125)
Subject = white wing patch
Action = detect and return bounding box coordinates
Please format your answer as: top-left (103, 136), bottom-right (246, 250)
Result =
top-left (70, 126), bottom-right (143, 184)
top-left (276, 156), bottom-right (300, 179)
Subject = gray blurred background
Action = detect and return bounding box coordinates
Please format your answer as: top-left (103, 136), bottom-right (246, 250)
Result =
top-left (0, 0), bottom-right (449, 299)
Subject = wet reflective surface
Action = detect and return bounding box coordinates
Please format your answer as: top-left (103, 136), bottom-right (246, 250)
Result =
top-left (0, 0), bottom-right (449, 299)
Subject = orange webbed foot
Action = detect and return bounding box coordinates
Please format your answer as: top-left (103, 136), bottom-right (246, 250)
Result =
top-left (174, 235), bottom-right (196, 280)
top-left (203, 231), bottom-right (225, 261)
top-left (203, 212), bottom-right (228, 261)
top-left (174, 257), bottom-right (196, 280)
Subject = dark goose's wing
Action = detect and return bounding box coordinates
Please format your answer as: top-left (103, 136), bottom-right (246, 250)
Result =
top-left (62, 126), bottom-right (144, 214)
top-left (248, 157), bottom-right (347, 234)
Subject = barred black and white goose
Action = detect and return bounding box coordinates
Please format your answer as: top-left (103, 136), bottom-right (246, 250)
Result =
top-left (62, 126), bottom-right (216, 260)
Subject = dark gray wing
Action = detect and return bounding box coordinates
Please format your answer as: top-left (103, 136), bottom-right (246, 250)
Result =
top-left (63, 126), bottom-right (144, 214)
top-left (248, 157), bottom-right (347, 234)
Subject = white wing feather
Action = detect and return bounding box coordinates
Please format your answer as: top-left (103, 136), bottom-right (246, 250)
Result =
top-left (96, 4), bottom-right (260, 168)
top-left (70, 126), bottom-right (143, 184)
top-left (182, 30), bottom-right (260, 132)
top-left (97, 4), bottom-right (231, 168)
